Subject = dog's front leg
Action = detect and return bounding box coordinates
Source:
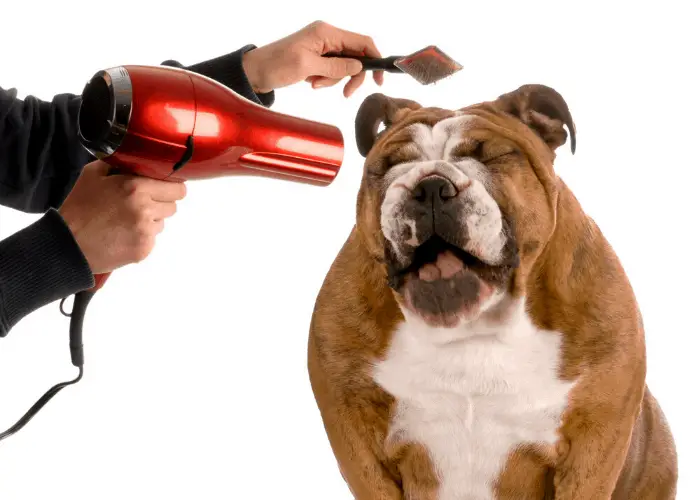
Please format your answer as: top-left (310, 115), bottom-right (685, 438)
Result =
top-left (308, 335), bottom-right (404, 500)
top-left (552, 357), bottom-right (645, 500)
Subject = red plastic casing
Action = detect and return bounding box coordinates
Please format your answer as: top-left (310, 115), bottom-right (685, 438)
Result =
top-left (99, 65), bottom-right (344, 186)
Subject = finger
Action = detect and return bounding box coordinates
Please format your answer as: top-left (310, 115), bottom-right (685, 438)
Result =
top-left (153, 219), bottom-right (165, 234)
top-left (322, 25), bottom-right (382, 59)
top-left (306, 75), bottom-right (333, 84)
top-left (310, 76), bottom-right (342, 89)
top-left (314, 56), bottom-right (362, 80)
top-left (307, 75), bottom-right (344, 89)
top-left (343, 72), bottom-right (367, 97)
top-left (149, 181), bottom-right (186, 202)
top-left (131, 178), bottom-right (187, 202)
top-left (151, 201), bottom-right (178, 220)
top-left (86, 160), bottom-right (113, 177)
top-left (312, 66), bottom-right (376, 94)
top-left (316, 24), bottom-right (383, 87)
top-left (88, 159), bottom-right (133, 179)
top-left (373, 70), bottom-right (384, 86)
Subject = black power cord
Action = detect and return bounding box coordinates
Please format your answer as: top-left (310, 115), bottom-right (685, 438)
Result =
top-left (0, 367), bottom-right (83, 442)
top-left (0, 290), bottom-right (93, 443)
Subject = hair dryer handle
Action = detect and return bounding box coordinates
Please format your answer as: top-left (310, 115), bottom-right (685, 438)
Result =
top-left (91, 272), bottom-right (112, 292)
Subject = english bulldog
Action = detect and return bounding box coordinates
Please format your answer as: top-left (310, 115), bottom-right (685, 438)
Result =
top-left (307, 84), bottom-right (678, 499)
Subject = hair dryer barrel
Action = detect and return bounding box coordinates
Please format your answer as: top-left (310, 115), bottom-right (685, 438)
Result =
top-left (77, 65), bottom-right (344, 186)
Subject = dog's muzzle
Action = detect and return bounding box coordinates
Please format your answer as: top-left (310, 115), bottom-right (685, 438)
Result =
top-left (381, 160), bottom-right (512, 268)
top-left (404, 173), bottom-right (466, 249)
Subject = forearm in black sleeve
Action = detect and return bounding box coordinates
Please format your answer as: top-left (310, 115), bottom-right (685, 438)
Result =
top-left (0, 88), bottom-right (89, 214)
top-left (0, 209), bottom-right (94, 337)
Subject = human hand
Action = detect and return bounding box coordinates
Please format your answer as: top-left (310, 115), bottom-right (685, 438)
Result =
top-left (58, 160), bottom-right (186, 274)
top-left (242, 20), bottom-right (384, 98)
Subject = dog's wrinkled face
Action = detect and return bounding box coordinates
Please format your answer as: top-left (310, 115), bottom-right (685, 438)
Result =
top-left (354, 85), bottom-right (576, 329)
top-left (379, 117), bottom-right (521, 328)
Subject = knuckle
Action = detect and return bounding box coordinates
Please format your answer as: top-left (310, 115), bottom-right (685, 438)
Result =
top-left (122, 178), bottom-right (142, 195)
top-left (137, 216), bottom-right (152, 230)
top-left (126, 191), bottom-right (148, 211)
top-left (134, 244), bottom-right (152, 263)
top-left (344, 58), bottom-right (360, 73)
top-left (310, 20), bottom-right (327, 32)
top-left (137, 217), bottom-right (153, 235)
top-left (313, 20), bottom-right (335, 37)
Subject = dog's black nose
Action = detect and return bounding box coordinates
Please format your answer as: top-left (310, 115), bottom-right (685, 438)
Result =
top-left (412, 175), bottom-right (458, 204)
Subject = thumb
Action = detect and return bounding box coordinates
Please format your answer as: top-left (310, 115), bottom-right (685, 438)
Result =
top-left (315, 56), bottom-right (363, 79)
top-left (88, 159), bottom-right (128, 180)
top-left (85, 160), bottom-right (112, 177)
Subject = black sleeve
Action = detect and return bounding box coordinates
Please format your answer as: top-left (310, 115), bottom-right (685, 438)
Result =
top-left (0, 209), bottom-right (94, 337)
top-left (0, 44), bottom-right (274, 338)
top-left (162, 44), bottom-right (275, 109)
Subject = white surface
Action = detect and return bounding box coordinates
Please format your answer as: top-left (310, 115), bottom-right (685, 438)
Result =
top-left (0, 1), bottom-right (697, 499)
top-left (374, 298), bottom-right (576, 500)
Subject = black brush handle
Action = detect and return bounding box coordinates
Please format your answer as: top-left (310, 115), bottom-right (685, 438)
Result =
top-left (323, 53), bottom-right (403, 73)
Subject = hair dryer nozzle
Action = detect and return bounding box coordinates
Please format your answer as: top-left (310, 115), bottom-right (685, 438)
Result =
top-left (78, 67), bottom-right (133, 159)
top-left (235, 111), bottom-right (344, 186)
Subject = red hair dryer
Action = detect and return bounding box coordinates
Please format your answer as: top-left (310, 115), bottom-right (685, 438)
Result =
top-left (0, 65), bottom-right (344, 443)
top-left (79, 65), bottom-right (344, 184)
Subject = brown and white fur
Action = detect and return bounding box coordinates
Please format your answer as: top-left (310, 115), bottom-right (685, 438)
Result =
top-left (307, 85), bottom-right (677, 499)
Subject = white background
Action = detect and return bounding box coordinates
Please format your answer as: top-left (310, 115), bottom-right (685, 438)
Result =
top-left (1, 1), bottom-right (698, 498)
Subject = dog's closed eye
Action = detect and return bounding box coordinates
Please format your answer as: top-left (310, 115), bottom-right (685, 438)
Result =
top-left (451, 139), bottom-right (519, 164)
top-left (386, 143), bottom-right (422, 167)
top-left (481, 141), bottom-right (520, 164)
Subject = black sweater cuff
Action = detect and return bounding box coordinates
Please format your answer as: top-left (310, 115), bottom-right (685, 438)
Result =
top-left (162, 45), bottom-right (275, 107)
top-left (0, 209), bottom-right (94, 337)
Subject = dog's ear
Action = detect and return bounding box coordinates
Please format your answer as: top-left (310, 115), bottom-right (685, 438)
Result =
top-left (495, 84), bottom-right (576, 154)
top-left (355, 93), bottom-right (422, 157)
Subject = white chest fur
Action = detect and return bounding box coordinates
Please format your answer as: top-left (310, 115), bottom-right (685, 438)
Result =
top-left (372, 300), bottom-right (575, 500)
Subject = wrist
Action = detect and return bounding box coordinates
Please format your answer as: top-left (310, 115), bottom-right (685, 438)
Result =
top-left (56, 208), bottom-right (91, 268)
top-left (58, 206), bottom-right (85, 246)
top-left (242, 48), bottom-right (271, 95)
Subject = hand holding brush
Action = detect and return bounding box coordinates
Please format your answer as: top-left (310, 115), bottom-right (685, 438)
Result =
top-left (323, 45), bottom-right (464, 85)
top-left (242, 21), bottom-right (386, 97)
top-left (242, 21), bottom-right (463, 98)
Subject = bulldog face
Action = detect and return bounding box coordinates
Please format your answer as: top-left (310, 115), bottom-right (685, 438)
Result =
top-left (354, 85), bottom-right (576, 329)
